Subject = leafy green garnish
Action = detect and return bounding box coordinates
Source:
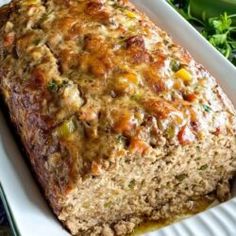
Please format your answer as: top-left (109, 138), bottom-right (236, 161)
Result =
top-left (167, 0), bottom-right (236, 66)
top-left (204, 13), bottom-right (236, 59)
top-left (210, 13), bottom-right (232, 33)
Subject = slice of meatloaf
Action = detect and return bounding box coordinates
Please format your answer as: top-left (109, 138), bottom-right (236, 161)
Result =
top-left (0, 0), bottom-right (236, 235)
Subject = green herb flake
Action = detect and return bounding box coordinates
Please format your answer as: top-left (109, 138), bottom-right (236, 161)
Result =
top-left (61, 80), bottom-right (69, 88)
top-left (176, 174), bottom-right (187, 181)
top-left (33, 38), bottom-right (41, 46)
top-left (113, 3), bottom-right (122, 9)
top-left (39, 13), bottom-right (49, 24)
top-left (117, 37), bottom-right (127, 47)
top-left (117, 135), bottom-right (126, 144)
top-left (22, 75), bottom-right (30, 81)
top-left (202, 104), bottom-right (211, 112)
top-left (113, 3), bottom-right (129, 11)
top-left (170, 59), bottom-right (181, 72)
top-left (163, 39), bottom-right (169, 45)
top-left (131, 92), bottom-right (142, 101)
top-left (199, 164), bottom-right (208, 171)
top-left (47, 80), bottom-right (58, 92)
top-left (48, 80), bottom-right (69, 92)
top-left (104, 201), bottom-right (112, 208)
top-left (128, 179), bottom-right (136, 189)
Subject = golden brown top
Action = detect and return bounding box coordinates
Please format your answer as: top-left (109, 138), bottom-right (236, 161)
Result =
top-left (0, 0), bottom-right (235, 193)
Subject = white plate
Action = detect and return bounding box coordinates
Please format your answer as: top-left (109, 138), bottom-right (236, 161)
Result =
top-left (0, 0), bottom-right (236, 235)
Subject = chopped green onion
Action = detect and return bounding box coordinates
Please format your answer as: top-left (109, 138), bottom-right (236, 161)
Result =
top-left (54, 118), bottom-right (77, 138)
top-left (166, 125), bottom-right (176, 139)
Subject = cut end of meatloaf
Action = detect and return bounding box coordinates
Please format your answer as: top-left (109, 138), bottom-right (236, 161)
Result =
top-left (60, 134), bottom-right (236, 235)
top-left (0, 0), bottom-right (236, 235)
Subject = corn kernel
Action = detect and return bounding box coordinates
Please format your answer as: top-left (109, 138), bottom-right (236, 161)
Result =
top-left (124, 73), bottom-right (138, 84)
top-left (175, 68), bottom-right (192, 82)
top-left (124, 10), bottom-right (137, 19)
top-left (20, 0), bottom-right (41, 6)
top-left (113, 73), bottom-right (138, 95)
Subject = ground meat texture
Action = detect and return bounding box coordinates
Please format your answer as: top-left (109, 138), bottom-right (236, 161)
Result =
top-left (0, 0), bottom-right (236, 235)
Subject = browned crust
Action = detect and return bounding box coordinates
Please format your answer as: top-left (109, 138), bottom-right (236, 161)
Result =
top-left (0, 96), bottom-right (63, 217)
top-left (0, 5), bottom-right (11, 27)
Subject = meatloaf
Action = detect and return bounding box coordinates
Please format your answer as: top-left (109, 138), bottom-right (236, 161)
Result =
top-left (0, 0), bottom-right (236, 235)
